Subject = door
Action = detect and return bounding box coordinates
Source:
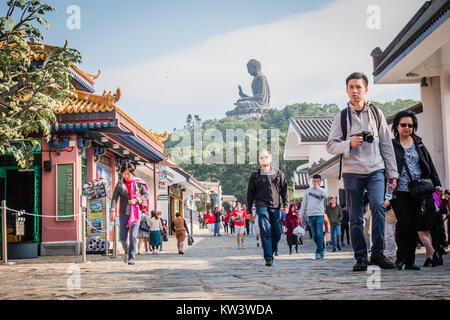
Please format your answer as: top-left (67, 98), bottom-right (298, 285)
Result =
top-left (0, 168), bottom-right (5, 252)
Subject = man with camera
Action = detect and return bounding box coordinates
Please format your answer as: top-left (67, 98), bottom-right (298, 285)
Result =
top-left (327, 72), bottom-right (399, 272)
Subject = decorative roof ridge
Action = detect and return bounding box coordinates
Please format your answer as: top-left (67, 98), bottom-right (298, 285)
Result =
top-left (70, 65), bottom-right (101, 85)
top-left (54, 88), bottom-right (119, 114)
top-left (73, 88), bottom-right (121, 106)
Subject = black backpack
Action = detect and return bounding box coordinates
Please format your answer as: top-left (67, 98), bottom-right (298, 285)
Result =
top-left (338, 104), bottom-right (382, 180)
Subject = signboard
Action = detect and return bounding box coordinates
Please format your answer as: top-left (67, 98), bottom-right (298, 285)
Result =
top-left (158, 166), bottom-right (168, 195)
top-left (56, 163), bottom-right (75, 221)
top-left (83, 181), bottom-right (108, 240)
top-left (87, 198), bottom-right (107, 238)
top-left (169, 185), bottom-right (182, 198)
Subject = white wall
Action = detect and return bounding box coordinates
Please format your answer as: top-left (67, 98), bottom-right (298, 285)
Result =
top-left (420, 76), bottom-right (446, 187)
top-left (324, 178), bottom-right (344, 200)
top-left (440, 64), bottom-right (450, 188)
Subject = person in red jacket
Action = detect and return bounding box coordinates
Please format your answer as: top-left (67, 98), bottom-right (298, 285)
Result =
top-left (232, 202), bottom-right (247, 249)
top-left (204, 208), bottom-right (216, 236)
top-left (224, 210), bottom-right (231, 234)
top-left (285, 203), bottom-right (302, 254)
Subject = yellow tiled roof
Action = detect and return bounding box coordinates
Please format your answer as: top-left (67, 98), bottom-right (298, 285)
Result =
top-left (55, 88), bottom-right (120, 115)
top-left (55, 88), bottom-right (168, 146)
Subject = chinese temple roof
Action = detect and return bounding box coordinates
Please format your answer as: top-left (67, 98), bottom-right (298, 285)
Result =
top-left (54, 88), bottom-right (168, 148)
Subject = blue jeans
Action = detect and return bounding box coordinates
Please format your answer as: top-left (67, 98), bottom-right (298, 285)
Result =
top-left (330, 225), bottom-right (341, 250)
top-left (256, 206), bottom-right (282, 262)
top-left (214, 222), bottom-right (221, 236)
top-left (344, 170), bottom-right (386, 260)
top-left (308, 216), bottom-right (324, 255)
top-left (119, 216), bottom-right (139, 261)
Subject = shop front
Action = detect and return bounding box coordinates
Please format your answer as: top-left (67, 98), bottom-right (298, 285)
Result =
top-left (156, 160), bottom-right (207, 235)
top-left (1, 66), bottom-right (168, 257)
top-left (38, 87), bottom-right (167, 256)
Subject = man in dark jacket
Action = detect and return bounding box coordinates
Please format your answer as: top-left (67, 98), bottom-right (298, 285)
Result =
top-left (247, 150), bottom-right (289, 267)
top-left (213, 207), bottom-right (222, 237)
top-left (325, 196), bottom-right (343, 252)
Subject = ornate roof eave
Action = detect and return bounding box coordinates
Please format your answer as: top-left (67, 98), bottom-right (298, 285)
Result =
top-left (53, 88), bottom-right (168, 149)
top-left (115, 106), bottom-right (168, 147)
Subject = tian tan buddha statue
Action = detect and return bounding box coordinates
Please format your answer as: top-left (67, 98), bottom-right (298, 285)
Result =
top-left (227, 59), bottom-right (270, 117)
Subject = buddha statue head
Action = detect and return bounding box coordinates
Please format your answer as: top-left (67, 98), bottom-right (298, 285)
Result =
top-left (247, 59), bottom-right (261, 76)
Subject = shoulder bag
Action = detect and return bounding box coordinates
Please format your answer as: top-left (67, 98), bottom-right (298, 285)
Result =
top-left (403, 157), bottom-right (434, 199)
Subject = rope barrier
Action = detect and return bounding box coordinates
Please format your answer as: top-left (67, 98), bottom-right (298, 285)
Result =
top-left (0, 205), bottom-right (113, 233)
top-left (0, 206), bottom-right (84, 218)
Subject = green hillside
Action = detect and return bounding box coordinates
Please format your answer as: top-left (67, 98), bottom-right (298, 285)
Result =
top-left (164, 99), bottom-right (420, 208)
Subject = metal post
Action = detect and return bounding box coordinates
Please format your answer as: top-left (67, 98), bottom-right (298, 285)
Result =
top-left (2, 200), bottom-right (7, 264)
top-left (81, 207), bottom-right (87, 263)
top-left (1, 201), bottom-right (14, 266)
top-left (113, 217), bottom-right (117, 259)
top-left (104, 211), bottom-right (110, 256)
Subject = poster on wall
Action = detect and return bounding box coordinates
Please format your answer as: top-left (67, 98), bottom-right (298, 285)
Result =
top-left (84, 181), bottom-right (108, 240)
top-left (87, 199), bottom-right (105, 237)
top-left (96, 166), bottom-right (112, 200)
top-left (158, 166), bottom-right (168, 197)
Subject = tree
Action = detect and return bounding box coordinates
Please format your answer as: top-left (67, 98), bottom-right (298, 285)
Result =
top-left (0, 0), bottom-right (81, 168)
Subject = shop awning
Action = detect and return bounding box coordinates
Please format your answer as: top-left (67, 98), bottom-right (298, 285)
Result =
top-left (102, 125), bottom-right (164, 163)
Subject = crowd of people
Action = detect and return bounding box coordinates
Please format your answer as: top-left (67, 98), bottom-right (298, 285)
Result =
top-left (110, 72), bottom-right (450, 271)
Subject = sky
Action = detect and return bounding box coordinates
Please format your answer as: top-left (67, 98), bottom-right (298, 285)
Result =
top-left (2, 0), bottom-right (425, 133)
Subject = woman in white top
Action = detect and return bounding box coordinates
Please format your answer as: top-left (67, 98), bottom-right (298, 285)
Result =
top-left (149, 210), bottom-right (163, 254)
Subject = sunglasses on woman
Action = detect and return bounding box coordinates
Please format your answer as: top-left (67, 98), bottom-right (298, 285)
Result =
top-left (399, 123), bottom-right (414, 128)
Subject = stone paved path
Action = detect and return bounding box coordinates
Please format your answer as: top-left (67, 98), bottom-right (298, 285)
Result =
top-left (0, 229), bottom-right (449, 300)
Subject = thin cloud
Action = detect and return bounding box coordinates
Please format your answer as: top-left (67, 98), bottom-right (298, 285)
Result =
top-left (95, 0), bottom-right (424, 132)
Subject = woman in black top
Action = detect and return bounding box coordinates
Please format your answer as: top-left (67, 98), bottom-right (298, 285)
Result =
top-left (390, 111), bottom-right (442, 270)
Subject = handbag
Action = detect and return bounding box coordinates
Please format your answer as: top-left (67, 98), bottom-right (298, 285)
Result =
top-left (293, 225), bottom-right (305, 237)
top-left (135, 182), bottom-right (148, 212)
top-left (403, 159), bottom-right (434, 199)
top-left (188, 235), bottom-right (194, 246)
top-left (139, 215), bottom-right (150, 232)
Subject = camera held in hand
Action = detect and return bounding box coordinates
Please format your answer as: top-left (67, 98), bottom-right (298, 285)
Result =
top-left (353, 131), bottom-right (374, 143)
